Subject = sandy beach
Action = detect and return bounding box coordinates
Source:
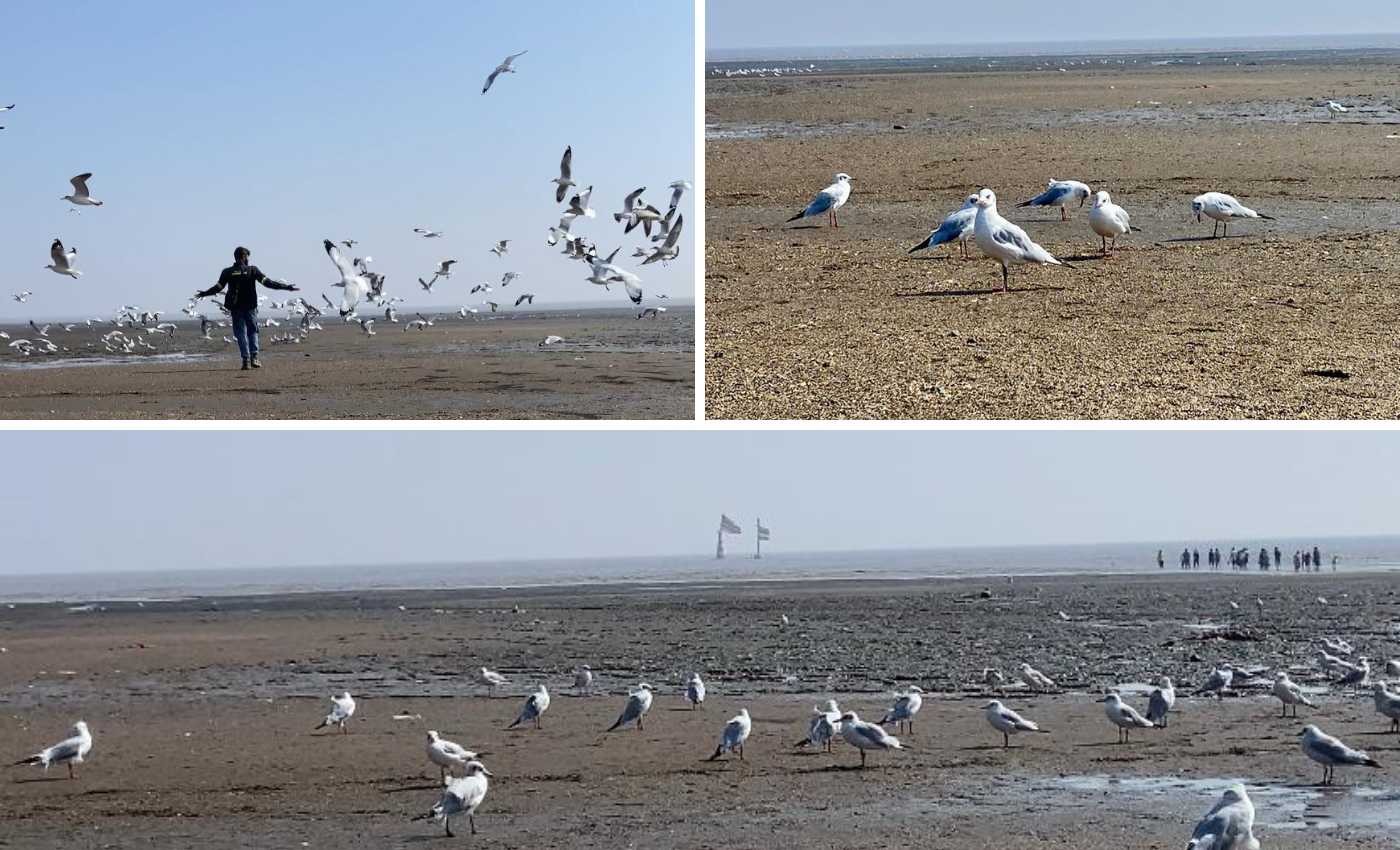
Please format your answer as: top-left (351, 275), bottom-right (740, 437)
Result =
top-left (4, 570), bottom-right (1398, 848)
top-left (0, 307), bottom-right (693, 419)
top-left (706, 59), bottom-right (1400, 418)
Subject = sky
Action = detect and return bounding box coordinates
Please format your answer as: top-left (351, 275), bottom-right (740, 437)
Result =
top-left (706, 0), bottom-right (1400, 51)
top-left (0, 1), bottom-right (695, 322)
top-left (3, 429), bottom-right (1397, 575)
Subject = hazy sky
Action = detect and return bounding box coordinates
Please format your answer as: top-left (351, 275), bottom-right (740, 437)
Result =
top-left (4, 430), bottom-right (1396, 575)
top-left (0, 1), bottom-right (694, 322)
top-left (706, 0), bottom-right (1400, 50)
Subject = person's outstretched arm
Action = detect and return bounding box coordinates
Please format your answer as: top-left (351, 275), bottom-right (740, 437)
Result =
top-left (195, 268), bottom-right (231, 299)
top-left (253, 265), bottom-right (299, 292)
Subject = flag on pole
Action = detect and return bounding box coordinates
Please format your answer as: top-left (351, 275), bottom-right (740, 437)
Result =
top-left (757, 522), bottom-right (770, 541)
top-left (719, 514), bottom-right (742, 534)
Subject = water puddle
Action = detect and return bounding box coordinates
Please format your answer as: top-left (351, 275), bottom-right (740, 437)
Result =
top-left (0, 352), bottom-right (214, 371)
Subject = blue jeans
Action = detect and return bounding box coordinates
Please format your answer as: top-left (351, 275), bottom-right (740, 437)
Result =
top-left (231, 308), bottom-right (259, 362)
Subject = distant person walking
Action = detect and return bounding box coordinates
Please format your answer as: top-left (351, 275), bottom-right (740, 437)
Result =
top-left (1192, 549), bottom-right (1199, 569)
top-left (1259, 548), bottom-right (1270, 570)
top-left (1294, 551), bottom-right (1302, 572)
top-left (195, 246), bottom-right (299, 370)
top-left (1313, 546), bottom-right (1322, 568)
top-left (1157, 549), bottom-right (1165, 570)
top-left (1180, 548), bottom-right (1190, 569)
top-left (1274, 546), bottom-right (1282, 567)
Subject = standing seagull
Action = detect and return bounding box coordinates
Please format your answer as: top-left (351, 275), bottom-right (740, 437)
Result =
top-left (416, 761), bottom-right (491, 837)
top-left (1326, 100), bottom-right (1348, 118)
top-left (1147, 676), bottom-right (1176, 728)
top-left (908, 194), bottom-right (979, 258)
top-left (1099, 692), bottom-right (1154, 743)
top-left (46, 239), bottom-right (81, 278)
top-left (708, 708), bottom-right (752, 761)
top-left (507, 684), bottom-right (550, 730)
top-left (1087, 190), bottom-right (1139, 255)
top-left (1371, 684), bottom-right (1400, 733)
top-left (606, 683), bottom-right (654, 731)
top-left (315, 692), bottom-right (356, 734)
top-left (1273, 672), bottom-right (1315, 717)
top-left (973, 189), bottom-right (1071, 292)
top-left (1299, 724), bottom-right (1381, 785)
top-left (786, 172), bottom-right (852, 228)
top-left (62, 173), bottom-right (103, 206)
top-left (425, 731), bottom-right (478, 781)
top-left (553, 146), bottom-right (575, 202)
top-left (482, 51), bottom-right (527, 94)
top-left (1018, 179), bottom-right (1090, 220)
top-left (685, 672), bottom-right (706, 709)
top-left (983, 700), bottom-right (1047, 748)
top-left (1185, 784), bottom-right (1260, 850)
top-left (880, 686), bottom-right (923, 734)
top-left (478, 667), bottom-right (508, 697)
top-left (796, 699), bottom-right (843, 751)
top-left (1019, 663), bottom-right (1057, 692)
top-left (1192, 192), bottom-right (1274, 238)
top-left (13, 721), bottom-right (92, 779)
top-left (1201, 664), bottom-right (1233, 699)
top-left (839, 711), bottom-right (903, 768)
top-left (573, 665), bottom-right (594, 695)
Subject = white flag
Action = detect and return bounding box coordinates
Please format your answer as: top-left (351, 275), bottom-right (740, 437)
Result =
top-left (757, 522), bottom-right (770, 541)
top-left (719, 514), bottom-right (742, 534)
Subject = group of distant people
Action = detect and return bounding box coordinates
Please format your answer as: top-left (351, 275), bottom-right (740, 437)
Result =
top-left (1156, 545), bottom-right (1337, 573)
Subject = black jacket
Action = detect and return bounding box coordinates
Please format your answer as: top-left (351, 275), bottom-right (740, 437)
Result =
top-left (198, 264), bottom-right (295, 311)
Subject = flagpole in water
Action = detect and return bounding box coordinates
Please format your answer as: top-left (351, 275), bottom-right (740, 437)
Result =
top-left (755, 517), bottom-right (761, 560)
top-left (716, 527), bottom-right (724, 560)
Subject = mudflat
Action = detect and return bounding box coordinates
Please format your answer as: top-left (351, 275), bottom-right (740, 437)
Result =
top-left (0, 307), bottom-right (693, 419)
top-left (3, 571), bottom-right (1398, 848)
top-left (705, 61), bottom-right (1400, 418)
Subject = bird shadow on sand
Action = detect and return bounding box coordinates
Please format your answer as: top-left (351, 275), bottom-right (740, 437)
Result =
top-left (786, 225), bottom-right (828, 231)
top-left (790, 763), bottom-right (870, 774)
top-left (12, 776), bottom-right (72, 784)
top-left (961, 744), bottom-right (1017, 751)
top-left (1059, 254), bottom-right (1108, 263)
top-left (1158, 235), bottom-right (1248, 244)
top-left (894, 285), bottom-right (1068, 298)
top-left (667, 707), bottom-right (701, 713)
top-left (381, 782), bottom-right (446, 794)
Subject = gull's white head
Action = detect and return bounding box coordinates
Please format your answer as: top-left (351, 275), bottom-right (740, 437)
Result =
top-left (840, 711), bottom-right (859, 723)
top-left (1159, 676), bottom-right (1173, 689)
top-left (1298, 724), bottom-right (1320, 738)
top-left (427, 730), bottom-right (441, 742)
top-left (1092, 190), bottom-right (1112, 208)
top-left (962, 193), bottom-right (979, 208)
top-left (636, 682), bottom-right (653, 692)
top-left (73, 720), bottom-right (90, 735)
top-left (975, 188), bottom-right (997, 210)
top-left (1191, 194), bottom-right (1208, 221)
top-left (822, 699), bottom-right (840, 713)
top-left (1098, 692), bottom-right (1122, 704)
top-left (463, 760), bottom-right (493, 778)
top-left (1221, 783), bottom-right (1250, 804)
top-left (834, 172), bottom-right (852, 183)
top-left (983, 700), bottom-right (1003, 710)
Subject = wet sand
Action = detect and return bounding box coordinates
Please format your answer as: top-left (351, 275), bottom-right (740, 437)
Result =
top-left (706, 61), bottom-right (1400, 418)
top-left (0, 307), bottom-right (693, 420)
top-left (3, 571), bottom-right (1398, 848)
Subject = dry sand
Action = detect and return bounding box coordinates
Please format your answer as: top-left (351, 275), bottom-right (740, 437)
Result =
top-left (0, 307), bottom-right (693, 420)
top-left (3, 571), bottom-right (1399, 848)
top-left (705, 62), bottom-right (1400, 418)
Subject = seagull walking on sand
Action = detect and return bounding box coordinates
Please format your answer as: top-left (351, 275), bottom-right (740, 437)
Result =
top-left (909, 194), bottom-right (979, 258)
top-left (1100, 692), bottom-right (1154, 743)
top-left (787, 172), bottom-right (852, 228)
top-left (416, 761), bottom-right (491, 837)
top-left (1019, 662), bottom-right (1057, 692)
top-left (1201, 664), bottom-right (1233, 699)
top-left (1087, 190), bottom-right (1140, 255)
top-left (425, 731), bottom-right (478, 780)
top-left (685, 672), bottom-right (706, 709)
top-left (46, 239), bottom-right (81, 278)
top-left (482, 51), bottom-right (527, 94)
top-left (974, 189), bottom-right (1071, 292)
top-left (61, 173), bottom-right (103, 206)
top-left (1192, 192), bottom-right (1274, 238)
top-left (315, 692), bottom-right (356, 733)
top-left (1147, 676), bottom-right (1176, 727)
top-left (708, 708), bottom-right (752, 761)
top-left (1300, 724), bottom-right (1381, 784)
top-left (983, 667), bottom-right (1006, 694)
top-left (1326, 100), bottom-right (1348, 117)
top-left (1274, 672), bottom-right (1314, 717)
top-left (606, 683), bottom-right (654, 731)
top-left (1185, 784), bottom-right (1260, 850)
top-left (880, 686), bottom-right (923, 734)
top-left (1372, 684), bottom-right (1400, 732)
top-left (13, 721), bottom-right (92, 779)
top-left (839, 711), bottom-right (902, 768)
top-left (1018, 179), bottom-right (1090, 220)
top-left (983, 700), bottom-right (1047, 748)
top-left (573, 665), bottom-right (593, 694)
top-left (507, 684), bottom-right (550, 730)
top-left (796, 699), bottom-right (842, 751)
top-left (1336, 657), bottom-right (1370, 690)
top-left (478, 667), bottom-right (508, 697)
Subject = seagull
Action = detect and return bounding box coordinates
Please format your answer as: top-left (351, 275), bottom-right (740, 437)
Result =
top-left (425, 731), bottom-right (478, 780)
top-left (1322, 637), bottom-right (1353, 656)
top-left (340, 239), bottom-right (358, 249)
top-left (1185, 784), bottom-right (1260, 850)
top-left (1336, 657), bottom-right (1370, 690)
top-left (12, 291), bottom-right (32, 303)
top-left (983, 700), bottom-right (1046, 748)
top-left (796, 699), bottom-right (842, 751)
top-left (708, 708), bottom-right (752, 761)
top-left (1299, 724), bottom-right (1381, 784)
top-left (1019, 663), bottom-right (1056, 692)
top-left (786, 172), bottom-right (852, 228)
top-left (573, 665), bottom-right (593, 694)
top-left (479, 667), bottom-right (508, 697)
top-left (433, 259), bottom-right (457, 278)
top-left (490, 240), bottom-right (510, 258)
top-left (1192, 192), bottom-right (1274, 238)
top-left (1017, 179), bottom-right (1091, 220)
top-left (61, 173), bottom-right (103, 206)
top-left (908, 194), bottom-right (979, 258)
top-left (539, 335), bottom-right (564, 347)
top-left (358, 318), bottom-right (376, 336)
top-left (1372, 684), bottom-right (1400, 733)
top-left (1087, 190), bottom-right (1140, 255)
top-left (485, 300), bottom-right (499, 313)
top-left (1274, 672), bottom-right (1315, 717)
top-left (1099, 692), bottom-right (1154, 743)
top-left (1388, 659), bottom-right (1400, 677)
top-left (323, 240), bottom-right (369, 316)
top-left (839, 711), bottom-right (902, 768)
top-left (413, 227), bottom-right (443, 238)
top-left (642, 214), bottom-right (684, 265)
top-left (13, 721), bottom-right (92, 779)
top-left (1147, 676), bottom-right (1176, 727)
top-left (507, 685), bottom-right (550, 730)
top-left (606, 683), bottom-right (654, 731)
top-left (1201, 664), bottom-right (1233, 699)
top-left (513, 293), bottom-right (535, 307)
top-left (416, 761), bottom-right (491, 837)
top-left (1326, 100), bottom-right (1348, 117)
top-left (685, 672), bottom-right (706, 709)
top-left (315, 692), bottom-right (356, 734)
top-left (880, 686), bottom-right (923, 734)
top-left (46, 239), bottom-right (81, 277)
top-left (667, 180), bottom-right (692, 213)
top-left (482, 51), bottom-right (527, 94)
top-left (553, 146), bottom-right (575, 202)
top-left (565, 186), bottom-right (596, 220)
top-left (983, 667), bottom-right (1006, 694)
top-left (974, 189), bottom-right (1071, 292)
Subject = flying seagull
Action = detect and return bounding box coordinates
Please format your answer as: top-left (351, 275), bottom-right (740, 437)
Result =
top-left (482, 51), bottom-right (527, 94)
top-left (46, 239), bottom-right (81, 278)
top-left (62, 173), bottom-right (103, 206)
top-left (323, 240), bottom-right (369, 316)
top-left (490, 240), bottom-right (510, 258)
top-left (553, 146), bottom-right (575, 202)
top-left (413, 227), bottom-right (443, 238)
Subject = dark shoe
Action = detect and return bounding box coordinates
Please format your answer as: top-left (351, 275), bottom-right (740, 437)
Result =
top-left (250, 357), bottom-right (262, 369)
top-left (241, 361), bottom-right (250, 371)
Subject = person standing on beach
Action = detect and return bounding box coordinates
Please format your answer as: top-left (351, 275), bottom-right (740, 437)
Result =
top-left (1192, 549), bottom-right (1199, 570)
top-left (1313, 546), bottom-right (1322, 568)
top-left (1157, 549), bottom-right (1164, 570)
top-left (195, 246), bottom-right (299, 370)
top-left (1274, 546), bottom-right (1282, 568)
top-left (1259, 548), bottom-right (1270, 570)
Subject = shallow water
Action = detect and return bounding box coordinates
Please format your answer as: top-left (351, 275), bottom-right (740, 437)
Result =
top-left (0, 351), bottom-right (215, 371)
